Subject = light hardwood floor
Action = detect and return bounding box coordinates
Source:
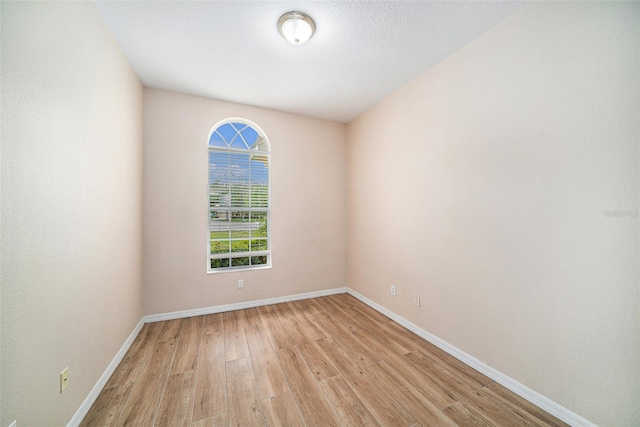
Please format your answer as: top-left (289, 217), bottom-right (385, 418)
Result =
top-left (81, 293), bottom-right (568, 426)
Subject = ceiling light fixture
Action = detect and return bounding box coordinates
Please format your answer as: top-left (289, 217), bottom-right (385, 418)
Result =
top-left (278, 11), bottom-right (315, 45)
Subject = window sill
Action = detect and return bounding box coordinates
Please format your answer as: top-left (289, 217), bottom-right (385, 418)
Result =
top-left (207, 264), bottom-right (272, 274)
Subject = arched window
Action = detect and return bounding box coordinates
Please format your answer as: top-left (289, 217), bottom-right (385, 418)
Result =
top-left (208, 119), bottom-right (271, 272)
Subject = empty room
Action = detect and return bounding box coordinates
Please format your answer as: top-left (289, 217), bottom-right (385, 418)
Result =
top-left (1, 1), bottom-right (638, 426)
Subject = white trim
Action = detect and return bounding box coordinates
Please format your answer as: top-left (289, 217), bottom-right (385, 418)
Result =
top-left (206, 264), bottom-right (271, 275)
top-left (8, 421), bottom-right (17, 427)
top-left (346, 289), bottom-right (596, 427)
top-left (144, 287), bottom-right (349, 323)
top-left (66, 319), bottom-right (145, 427)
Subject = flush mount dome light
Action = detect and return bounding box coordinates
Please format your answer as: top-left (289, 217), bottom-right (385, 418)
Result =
top-left (278, 11), bottom-right (315, 45)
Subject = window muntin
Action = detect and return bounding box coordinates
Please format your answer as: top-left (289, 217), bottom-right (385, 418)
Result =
top-left (208, 120), bottom-right (270, 272)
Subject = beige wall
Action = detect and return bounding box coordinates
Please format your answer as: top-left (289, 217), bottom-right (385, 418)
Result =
top-left (142, 89), bottom-right (347, 315)
top-left (1, 2), bottom-right (144, 425)
top-left (347, 2), bottom-right (639, 426)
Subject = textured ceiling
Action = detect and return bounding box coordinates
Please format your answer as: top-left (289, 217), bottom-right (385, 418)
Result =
top-left (94, 1), bottom-right (525, 123)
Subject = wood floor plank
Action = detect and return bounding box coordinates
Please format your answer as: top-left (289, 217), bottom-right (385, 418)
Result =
top-left (318, 375), bottom-right (380, 427)
top-left (193, 332), bottom-right (227, 421)
top-left (226, 357), bottom-right (265, 426)
top-left (346, 296), bottom-right (394, 325)
top-left (463, 389), bottom-right (536, 427)
top-left (405, 349), bottom-right (483, 398)
top-left (305, 298), bottom-right (326, 314)
top-left (242, 307), bottom-right (262, 327)
top-left (442, 401), bottom-right (494, 427)
top-left (482, 383), bottom-right (569, 427)
top-left (290, 309), bottom-right (327, 341)
top-left (312, 296), bottom-right (339, 313)
top-left (223, 310), bottom-right (250, 361)
top-left (251, 351), bottom-right (289, 399)
top-left (297, 309), bottom-right (329, 340)
top-left (286, 299), bottom-right (309, 313)
top-left (80, 383), bottom-right (133, 427)
top-left (424, 346), bottom-right (492, 387)
top-left (155, 371), bottom-right (195, 427)
top-left (345, 316), bottom-right (410, 354)
top-left (105, 322), bottom-right (163, 389)
top-left (361, 319), bottom-right (424, 354)
top-left (315, 337), bottom-right (415, 427)
top-left (418, 346), bottom-right (491, 389)
top-left (276, 346), bottom-right (341, 426)
top-left (349, 325), bottom-right (410, 363)
top-left (203, 313), bottom-right (223, 335)
top-left (344, 308), bottom-right (414, 355)
top-left (296, 340), bottom-right (338, 382)
top-left (383, 351), bottom-right (457, 410)
top-left (313, 312), bottom-right (380, 367)
top-left (159, 318), bottom-right (184, 342)
top-left (278, 316), bottom-right (306, 344)
top-left (271, 302), bottom-right (295, 319)
top-left (172, 316), bottom-right (203, 375)
top-left (245, 323), bottom-right (274, 354)
top-left (117, 340), bottom-right (177, 426)
top-left (192, 413), bottom-right (228, 427)
top-left (317, 295), bottom-right (352, 317)
top-left (367, 361), bottom-right (456, 426)
top-left (257, 305), bottom-right (293, 350)
top-left (261, 393), bottom-right (304, 427)
top-left (326, 294), bottom-right (361, 313)
top-left (387, 321), bottom-right (492, 386)
top-left (348, 328), bottom-right (456, 409)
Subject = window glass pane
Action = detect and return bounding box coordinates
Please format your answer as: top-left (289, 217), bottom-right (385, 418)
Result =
top-left (211, 241), bottom-right (229, 254)
top-left (229, 211), bottom-right (251, 238)
top-left (209, 131), bottom-right (227, 147)
top-left (210, 211), bottom-right (231, 239)
top-left (251, 239), bottom-right (268, 251)
top-left (229, 153), bottom-right (250, 207)
top-left (231, 240), bottom-right (250, 253)
top-left (211, 258), bottom-right (230, 269)
top-left (209, 151), bottom-right (230, 208)
top-left (230, 229), bottom-right (250, 239)
top-left (230, 136), bottom-right (248, 149)
top-left (250, 157), bottom-right (268, 208)
top-left (251, 211), bottom-right (268, 238)
top-left (217, 123), bottom-right (236, 144)
top-left (241, 126), bottom-right (258, 146)
top-left (231, 257), bottom-right (250, 267)
top-left (251, 256), bottom-right (267, 266)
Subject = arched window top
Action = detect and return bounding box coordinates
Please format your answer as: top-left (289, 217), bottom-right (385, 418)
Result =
top-left (208, 118), bottom-right (270, 152)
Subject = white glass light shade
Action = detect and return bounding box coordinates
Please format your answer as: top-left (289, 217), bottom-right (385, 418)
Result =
top-left (278, 12), bottom-right (315, 45)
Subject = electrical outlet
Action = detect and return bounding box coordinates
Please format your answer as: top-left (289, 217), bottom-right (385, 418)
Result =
top-left (60, 367), bottom-right (69, 393)
top-left (391, 285), bottom-right (396, 296)
top-left (238, 279), bottom-right (243, 289)
top-left (414, 295), bottom-right (421, 307)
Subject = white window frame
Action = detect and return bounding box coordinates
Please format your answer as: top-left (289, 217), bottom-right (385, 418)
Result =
top-left (207, 117), bottom-right (271, 273)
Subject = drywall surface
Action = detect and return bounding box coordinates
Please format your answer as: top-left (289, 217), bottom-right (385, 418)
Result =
top-left (1, 2), bottom-right (144, 425)
top-left (347, 2), bottom-right (639, 425)
top-left (143, 89), bottom-right (347, 315)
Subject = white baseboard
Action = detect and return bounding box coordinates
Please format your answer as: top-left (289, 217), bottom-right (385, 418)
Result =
top-left (66, 318), bottom-right (145, 427)
top-left (346, 289), bottom-right (596, 427)
top-left (144, 287), bottom-right (349, 323)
